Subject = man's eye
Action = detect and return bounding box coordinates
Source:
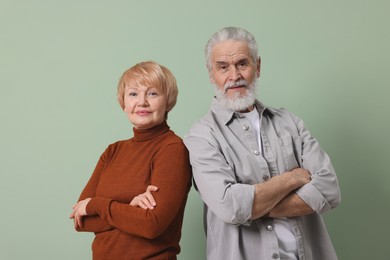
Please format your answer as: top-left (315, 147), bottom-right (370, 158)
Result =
top-left (238, 62), bottom-right (247, 68)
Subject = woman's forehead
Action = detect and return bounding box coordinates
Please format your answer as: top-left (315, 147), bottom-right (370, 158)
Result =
top-left (125, 82), bottom-right (161, 91)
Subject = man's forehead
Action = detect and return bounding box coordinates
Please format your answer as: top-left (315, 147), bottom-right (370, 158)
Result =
top-left (212, 41), bottom-right (251, 62)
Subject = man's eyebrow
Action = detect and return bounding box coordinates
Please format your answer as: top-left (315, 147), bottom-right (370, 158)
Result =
top-left (236, 58), bottom-right (249, 64)
top-left (215, 61), bottom-right (228, 65)
top-left (215, 58), bottom-right (249, 65)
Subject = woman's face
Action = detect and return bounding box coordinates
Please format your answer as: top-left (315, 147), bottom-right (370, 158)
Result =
top-left (123, 84), bottom-right (167, 129)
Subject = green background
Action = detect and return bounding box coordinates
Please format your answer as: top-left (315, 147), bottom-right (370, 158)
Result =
top-left (1, 1), bottom-right (389, 259)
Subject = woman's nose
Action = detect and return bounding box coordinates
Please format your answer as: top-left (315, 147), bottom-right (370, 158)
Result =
top-left (137, 94), bottom-right (149, 106)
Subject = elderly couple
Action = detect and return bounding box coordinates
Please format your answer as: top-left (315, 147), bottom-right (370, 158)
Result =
top-left (70, 27), bottom-right (340, 260)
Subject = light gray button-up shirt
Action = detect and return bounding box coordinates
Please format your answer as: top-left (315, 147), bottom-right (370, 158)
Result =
top-left (184, 98), bottom-right (341, 260)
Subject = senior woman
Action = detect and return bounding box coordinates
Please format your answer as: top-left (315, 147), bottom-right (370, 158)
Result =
top-left (70, 61), bottom-right (192, 260)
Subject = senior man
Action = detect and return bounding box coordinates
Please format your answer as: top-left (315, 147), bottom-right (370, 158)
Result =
top-left (184, 27), bottom-right (340, 260)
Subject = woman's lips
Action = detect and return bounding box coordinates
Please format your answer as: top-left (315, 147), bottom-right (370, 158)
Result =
top-left (136, 110), bottom-right (151, 116)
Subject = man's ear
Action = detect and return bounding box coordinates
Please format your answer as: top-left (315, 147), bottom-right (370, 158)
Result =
top-left (257, 57), bottom-right (261, 78)
top-left (209, 70), bottom-right (215, 84)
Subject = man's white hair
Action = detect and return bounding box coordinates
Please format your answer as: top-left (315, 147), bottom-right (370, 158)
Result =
top-left (205, 27), bottom-right (259, 72)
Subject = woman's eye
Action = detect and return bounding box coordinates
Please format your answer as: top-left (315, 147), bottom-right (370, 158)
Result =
top-left (129, 92), bottom-right (137, 97)
top-left (148, 91), bottom-right (158, 96)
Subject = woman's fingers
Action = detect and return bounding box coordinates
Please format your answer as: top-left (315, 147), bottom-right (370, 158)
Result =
top-left (138, 199), bottom-right (149, 210)
top-left (146, 185), bottom-right (159, 192)
top-left (70, 198), bottom-right (91, 228)
top-left (137, 195), bottom-right (154, 209)
top-left (145, 186), bottom-right (158, 207)
top-left (130, 185), bottom-right (159, 210)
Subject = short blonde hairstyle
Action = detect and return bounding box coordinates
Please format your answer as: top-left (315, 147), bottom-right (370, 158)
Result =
top-left (117, 61), bottom-right (178, 114)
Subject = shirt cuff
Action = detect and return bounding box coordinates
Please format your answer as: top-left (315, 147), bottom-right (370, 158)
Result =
top-left (230, 184), bottom-right (255, 225)
top-left (86, 197), bottom-right (112, 216)
top-left (295, 183), bottom-right (331, 214)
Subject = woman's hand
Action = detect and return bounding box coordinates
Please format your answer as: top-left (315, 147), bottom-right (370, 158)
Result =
top-left (70, 198), bottom-right (91, 229)
top-left (130, 185), bottom-right (159, 210)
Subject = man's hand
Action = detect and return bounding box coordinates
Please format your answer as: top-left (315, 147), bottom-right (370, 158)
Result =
top-left (266, 168), bottom-right (313, 217)
top-left (288, 167), bottom-right (311, 186)
top-left (269, 193), bottom-right (314, 217)
top-left (251, 168), bottom-right (311, 219)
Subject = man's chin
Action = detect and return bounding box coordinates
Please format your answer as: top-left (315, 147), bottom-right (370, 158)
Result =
top-left (215, 84), bottom-right (257, 111)
top-left (220, 95), bottom-right (256, 111)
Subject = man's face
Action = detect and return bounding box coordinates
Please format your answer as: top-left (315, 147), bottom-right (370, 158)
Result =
top-left (210, 40), bottom-right (260, 101)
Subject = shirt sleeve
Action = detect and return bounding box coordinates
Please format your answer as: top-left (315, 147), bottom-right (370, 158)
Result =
top-left (75, 147), bottom-right (114, 233)
top-left (85, 142), bottom-right (192, 239)
top-left (184, 124), bottom-right (254, 225)
top-left (289, 112), bottom-right (341, 214)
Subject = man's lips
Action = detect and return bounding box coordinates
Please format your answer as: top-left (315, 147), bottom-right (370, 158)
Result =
top-left (226, 85), bottom-right (246, 91)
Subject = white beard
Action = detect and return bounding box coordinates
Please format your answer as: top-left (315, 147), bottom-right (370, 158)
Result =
top-left (215, 78), bottom-right (257, 111)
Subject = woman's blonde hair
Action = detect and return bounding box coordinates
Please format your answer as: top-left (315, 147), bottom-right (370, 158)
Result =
top-left (117, 61), bottom-right (178, 115)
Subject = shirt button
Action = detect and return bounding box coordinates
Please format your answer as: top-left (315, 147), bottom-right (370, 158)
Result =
top-left (262, 175), bottom-right (269, 181)
top-left (272, 253), bottom-right (280, 259)
top-left (266, 225), bottom-right (273, 231)
top-left (242, 125), bottom-right (249, 130)
top-left (253, 150), bottom-right (260, 155)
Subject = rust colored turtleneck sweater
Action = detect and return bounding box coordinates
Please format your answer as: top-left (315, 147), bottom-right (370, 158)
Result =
top-left (76, 121), bottom-right (192, 260)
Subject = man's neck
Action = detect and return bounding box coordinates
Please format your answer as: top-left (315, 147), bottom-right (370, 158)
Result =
top-left (238, 104), bottom-right (255, 113)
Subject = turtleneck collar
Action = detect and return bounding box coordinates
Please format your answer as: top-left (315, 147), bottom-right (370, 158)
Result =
top-left (132, 121), bottom-right (170, 142)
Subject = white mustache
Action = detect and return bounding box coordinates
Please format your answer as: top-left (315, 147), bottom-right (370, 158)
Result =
top-left (224, 80), bottom-right (249, 91)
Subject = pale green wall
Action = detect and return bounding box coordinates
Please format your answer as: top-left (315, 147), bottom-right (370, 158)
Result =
top-left (1, 1), bottom-right (389, 259)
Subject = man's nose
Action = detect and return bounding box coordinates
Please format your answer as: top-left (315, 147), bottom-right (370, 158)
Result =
top-left (229, 67), bottom-right (242, 81)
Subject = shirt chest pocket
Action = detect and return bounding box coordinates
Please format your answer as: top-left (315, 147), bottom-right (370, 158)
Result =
top-left (269, 135), bottom-right (302, 173)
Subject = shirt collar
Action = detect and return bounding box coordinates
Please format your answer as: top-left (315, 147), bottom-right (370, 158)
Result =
top-left (210, 97), bottom-right (273, 125)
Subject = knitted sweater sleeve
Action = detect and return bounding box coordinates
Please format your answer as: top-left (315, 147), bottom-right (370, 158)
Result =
top-left (75, 148), bottom-right (114, 233)
top-left (86, 141), bottom-right (192, 239)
